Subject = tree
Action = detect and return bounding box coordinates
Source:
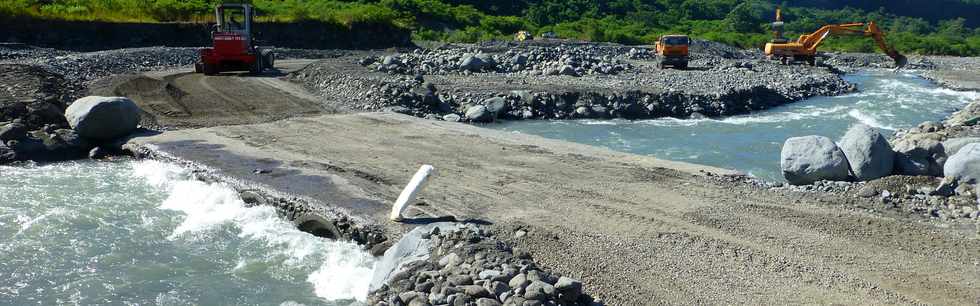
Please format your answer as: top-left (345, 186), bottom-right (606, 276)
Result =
top-left (725, 0), bottom-right (769, 32)
top-left (938, 18), bottom-right (968, 37)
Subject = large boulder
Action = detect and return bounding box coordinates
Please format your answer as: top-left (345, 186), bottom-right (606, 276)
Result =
top-left (944, 143), bottom-right (980, 184)
top-left (459, 54), bottom-right (487, 72)
top-left (24, 101), bottom-right (67, 129)
top-left (554, 277), bottom-right (583, 303)
top-left (465, 105), bottom-right (492, 123)
top-left (780, 136), bottom-right (850, 185)
top-left (0, 122), bottom-right (28, 141)
top-left (38, 129), bottom-right (91, 161)
top-left (510, 90), bottom-right (534, 106)
top-left (65, 96), bottom-right (141, 141)
top-left (5, 129), bottom-right (91, 162)
top-left (946, 100), bottom-right (980, 127)
top-left (943, 137), bottom-right (980, 157)
top-left (381, 55), bottom-right (399, 66)
top-left (483, 97), bottom-right (509, 118)
top-left (523, 280), bottom-right (555, 300)
top-left (0, 144), bottom-right (14, 164)
top-left (838, 124), bottom-right (894, 181)
top-left (475, 53), bottom-right (497, 68)
top-left (892, 133), bottom-right (946, 176)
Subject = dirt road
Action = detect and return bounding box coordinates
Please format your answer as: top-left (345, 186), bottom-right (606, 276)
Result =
top-left (90, 60), bottom-right (331, 129)
top-left (107, 58), bottom-right (980, 305)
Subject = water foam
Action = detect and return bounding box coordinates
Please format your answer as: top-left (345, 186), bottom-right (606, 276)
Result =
top-left (847, 109), bottom-right (897, 130)
top-left (635, 105), bottom-right (850, 127)
top-left (129, 160), bottom-right (376, 302)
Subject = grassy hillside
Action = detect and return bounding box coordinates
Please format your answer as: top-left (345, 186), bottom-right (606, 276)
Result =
top-left (2, 0), bottom-right (979, 56)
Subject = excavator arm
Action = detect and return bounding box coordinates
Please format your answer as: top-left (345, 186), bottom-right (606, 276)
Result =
top-left (796, 22), bottom-right (907, 67)
top-left (866, 22), bottom-right (908, 67)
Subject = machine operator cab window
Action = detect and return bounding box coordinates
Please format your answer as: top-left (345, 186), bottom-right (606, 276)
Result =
top-left (661, 36), bottom-right (690, 46)
top-left (216, 5), bottom-right (251, 34)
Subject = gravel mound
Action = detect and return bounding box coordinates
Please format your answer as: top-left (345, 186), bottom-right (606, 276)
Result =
top-left (368, 223), bottom-right (597, 306)
top-left (361, 44), bottom-right (634, 77)
top-left (0, 43), bottom-right (71, 61)
top-left (292, 44), bottom-right (855, 121)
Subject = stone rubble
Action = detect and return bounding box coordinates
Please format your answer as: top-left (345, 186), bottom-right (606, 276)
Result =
top-left (369, 224), bottom-right (597, 306)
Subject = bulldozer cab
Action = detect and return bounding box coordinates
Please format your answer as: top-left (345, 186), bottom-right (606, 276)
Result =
top-left (196, 3), bottom-right (274, 75)
top-left (215, 4), bottom-right (253, 38)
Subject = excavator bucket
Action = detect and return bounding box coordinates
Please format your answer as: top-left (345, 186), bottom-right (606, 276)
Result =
top-left (893, 53), bottom-right (908, 68)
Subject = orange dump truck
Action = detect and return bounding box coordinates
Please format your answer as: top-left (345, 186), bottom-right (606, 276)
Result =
top-left (655, 35), bottom-right (690, 69)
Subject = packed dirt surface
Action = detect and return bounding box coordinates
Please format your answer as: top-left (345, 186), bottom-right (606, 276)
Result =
top-left (89, 60), bottom-right (332, 129)
top-left (129, 112), bottom-right (980, 305)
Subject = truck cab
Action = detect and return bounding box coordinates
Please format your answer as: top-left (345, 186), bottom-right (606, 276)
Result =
top-left (655, 35), bottom-right (690, 69)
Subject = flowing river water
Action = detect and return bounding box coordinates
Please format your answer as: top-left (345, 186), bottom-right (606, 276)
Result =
top-left (0, 160), bottom-right (375, 305)
top-left (491, 70), bottom-right (980, 181)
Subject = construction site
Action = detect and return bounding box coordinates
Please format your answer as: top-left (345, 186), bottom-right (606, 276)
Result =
top-left (2, 3), bottom-right (980, 306)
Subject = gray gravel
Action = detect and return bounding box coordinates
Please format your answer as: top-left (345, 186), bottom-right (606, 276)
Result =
top-left (291, 42), bottom-right (855, 122)
top-left (368, 223), bottom-right (597, 306)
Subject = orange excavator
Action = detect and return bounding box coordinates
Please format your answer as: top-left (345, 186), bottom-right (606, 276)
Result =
top-left (764, 7), bottom-right (907, 68)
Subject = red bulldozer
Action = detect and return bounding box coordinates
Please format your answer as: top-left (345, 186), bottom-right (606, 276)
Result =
top-left (195, 4), bottom-right (275, 75)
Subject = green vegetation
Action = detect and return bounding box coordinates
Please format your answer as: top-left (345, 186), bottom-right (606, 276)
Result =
top-left (2, 0), bottom-right (980, 56)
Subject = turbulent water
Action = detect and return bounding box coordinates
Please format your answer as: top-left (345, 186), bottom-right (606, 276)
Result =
top-left (0, 160), bottom-right (375, 305)
top-left (492, 70), bottom-right (980, 181)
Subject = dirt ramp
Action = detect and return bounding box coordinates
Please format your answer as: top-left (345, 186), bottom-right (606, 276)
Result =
top-left (103, 70), bottom-right (326, 129)
top-left (113, 76), bottom-right (191, 120)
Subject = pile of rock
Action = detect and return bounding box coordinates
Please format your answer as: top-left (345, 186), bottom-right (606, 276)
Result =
top-left (0, 96), bottom-right (142, 164)
top-left (452, 80), bottom-right (852, 122)
top-left (34, 47), bottom-right (199, 89)
top-left (369, 223), bottom-right (597, 306)
top-left (778, 99), bottom-right (980, 220)
top-left (781, 121), bottom-right (980, 185)
top-left (361, 45), bottom-right (633, 77)
top-left (293, 42), bottom-right (855, 123)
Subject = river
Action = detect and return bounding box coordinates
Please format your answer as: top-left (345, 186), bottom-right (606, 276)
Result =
top-left (490, 70), bottom-right (980, 181)
top-left (1, 70), bottom-right (976, 304)
top-left (0, 160), bottom-right (375, 305)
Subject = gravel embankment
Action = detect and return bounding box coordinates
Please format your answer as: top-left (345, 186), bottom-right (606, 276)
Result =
top-left (290, 42), bottom-right (855, 122)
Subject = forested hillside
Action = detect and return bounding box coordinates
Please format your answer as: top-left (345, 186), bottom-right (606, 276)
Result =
top-left (2, 0), bottom-right (979, 56)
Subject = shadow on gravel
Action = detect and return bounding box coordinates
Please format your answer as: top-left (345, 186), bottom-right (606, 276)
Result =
top-left (401, 216), bottom-right (494, 226)
top-left (217, 68), bottom-right (287, 78)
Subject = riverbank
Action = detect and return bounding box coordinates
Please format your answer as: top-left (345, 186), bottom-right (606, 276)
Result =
top-left (126, 111), bottom-right (980, 305)
top-left (289, 40), bottom-right (858, 122)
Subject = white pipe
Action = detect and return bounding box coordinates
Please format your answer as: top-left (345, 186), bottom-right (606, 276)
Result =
top-left (390, 165), bottom-right (436, 222)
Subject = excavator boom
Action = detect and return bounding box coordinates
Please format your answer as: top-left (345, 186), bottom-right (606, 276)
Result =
top-left (765, 18), bottom-right (907, 68)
